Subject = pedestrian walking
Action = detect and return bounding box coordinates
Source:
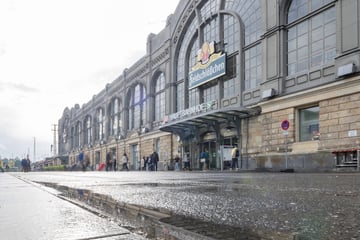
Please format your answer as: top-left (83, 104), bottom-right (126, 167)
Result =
top-left (122, 153), bottom-right (129, 171)
top-left (147, 155), bottom-right (152, 171)
top-left (21, 158), bottom-right (27, 172)
top-left (231, 145), bottom-right (239, 170)
top-left (151, 151), bottom-right (159, 171)
top-left (85, 154), bottom-right (90, 170)
top-left (183, 152), bottom-right (190, 170)
top-left (26, 155), bottom-right (31, 172)
top-left (174, 154), bottom-right (180, 171)
top-left (112, 152), bottom-right (117, 171)
top-left (200, 150), bottom-right (208, 170)
top-left (78, 150), bottom-right (85, 171)
top-left (142, 156), bottom-right (147, 170)
top-left (106, 152), bottom-right (111, 171)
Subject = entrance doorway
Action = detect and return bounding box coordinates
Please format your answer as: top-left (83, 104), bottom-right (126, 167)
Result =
top-left (222, 136), bottom-right (238, 169)
top-left (110, 148), bottom-right (117, 171)
top-left (200, 141), bottom-right (217, 169)
top-left (95, 151), bottom-right (101, 169)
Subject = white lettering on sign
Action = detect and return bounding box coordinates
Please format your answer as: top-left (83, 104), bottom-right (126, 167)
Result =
top-left (189, 57), bottom-right (226, 89)
top-left (166, 100), bottom-right (217, 122)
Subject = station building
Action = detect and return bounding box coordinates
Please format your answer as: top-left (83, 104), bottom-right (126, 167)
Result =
top-left (58, 0), bottom-right (360, 171)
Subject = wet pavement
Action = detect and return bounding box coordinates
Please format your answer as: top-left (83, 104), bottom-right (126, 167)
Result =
top-left (0, 173), bottom-right (145, 240)
top-left (5, 171), bottom-right (360, 240)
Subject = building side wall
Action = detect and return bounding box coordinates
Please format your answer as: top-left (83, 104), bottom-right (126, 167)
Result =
top-left (319, 92), bottom-right (360, 151)
top-left (249, 78), bottom-right (360, 171)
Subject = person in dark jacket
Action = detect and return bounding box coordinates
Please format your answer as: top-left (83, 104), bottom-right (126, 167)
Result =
top-left (21, 158), bottom-right (27, 172)
top-left (78, 150), bottom-right (85, 171)
top-left (112, 153), bottom-right (117, 171)
top-left (106, 152), bottom-right (111, 171)
top-left (151, 151), bottom-right (159, 171)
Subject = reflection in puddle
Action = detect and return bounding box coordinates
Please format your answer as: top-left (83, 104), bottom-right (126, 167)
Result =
top-left (36, 181), bottom-right (290, 240)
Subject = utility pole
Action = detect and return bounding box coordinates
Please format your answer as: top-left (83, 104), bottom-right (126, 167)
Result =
top-left (52, 124), bottom-right (57, 156)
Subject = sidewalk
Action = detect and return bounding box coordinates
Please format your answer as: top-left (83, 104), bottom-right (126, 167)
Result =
top-left (0, 173), bottom-right (145, 240)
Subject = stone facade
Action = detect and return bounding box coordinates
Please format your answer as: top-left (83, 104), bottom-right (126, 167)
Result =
top-left (319, 91), bottom-right (360, 151)
top-left (58, 0), bottom-right (360, 172)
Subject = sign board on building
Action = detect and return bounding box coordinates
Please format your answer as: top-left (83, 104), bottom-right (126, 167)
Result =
top-left (189, 41), bottom-right (226, 89)
top-left (221, 145), bottom-right (233, 161)
top-left (348, 130), bottom-right (357, 137)
top-left (281, 120), bottom-right (290, 130)
top-left (163, 100), bottom-right (217, 123)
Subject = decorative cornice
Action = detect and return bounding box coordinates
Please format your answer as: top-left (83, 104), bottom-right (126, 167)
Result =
top-left (150, 47), bottom-right (169, 67)
top-left (173, 0), bottom-right (199, 44)
top-left (127, 47), bottom-right (170, 82)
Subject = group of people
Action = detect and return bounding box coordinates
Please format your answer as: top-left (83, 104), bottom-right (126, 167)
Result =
top-left (76, 150), bottom-right (199, 172)
top-left (105, 152), bottom-right (117, 171)
top-left (77, 150), bottom-right (90, 171)
top-left (21, 155), bottom-right (31, 172)
top-left (142, 151), bottom-right (159, 171)
top-left (105, 152), bottom-right (130, 171)
top-left (173, 153), bottom-right (190, 171)
top-left (199, 146), bottom-right (239, 170)
top-left (103, 151), bottom-right (160, 171)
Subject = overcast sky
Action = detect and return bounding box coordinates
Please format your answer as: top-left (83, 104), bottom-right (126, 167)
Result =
top-left (0, 0), bottom-right (179, 160)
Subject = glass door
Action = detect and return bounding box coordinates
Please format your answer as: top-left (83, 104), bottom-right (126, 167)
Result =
top-left (200, 141), bottom-right (217, 169)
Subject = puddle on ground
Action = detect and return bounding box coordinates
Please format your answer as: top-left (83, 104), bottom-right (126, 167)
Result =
top-left (35, 181), bottom-right (293, 240)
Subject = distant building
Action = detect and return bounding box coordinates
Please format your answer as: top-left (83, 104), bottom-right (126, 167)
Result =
top-left (33, 156), bottom-right (69, 170)
top-left (58, 0), bottom-right (360, 171)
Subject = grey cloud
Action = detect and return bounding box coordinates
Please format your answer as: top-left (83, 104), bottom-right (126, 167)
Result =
top-left (0, 129), bottom-right (51, 160)
top-left (0, 82), bottom-right (39, 93)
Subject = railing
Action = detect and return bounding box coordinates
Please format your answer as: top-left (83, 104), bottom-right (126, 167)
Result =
top-left (332, 149), bottom-right (359, 170)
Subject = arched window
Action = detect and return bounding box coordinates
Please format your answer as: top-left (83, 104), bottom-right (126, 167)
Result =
top-left (110, 98), bottom-right (121, 136)
top-left (188, 39), bottom-right (200, 107)
top-left (61, 117), bottom-right (69, 144)
top-left (155, 73), bottom-right (166, 122)
top-left (225, 0), bottom-right (262, 91)
top-left (75, 121), bottom-right (81, 147)
top-left (71, 127), bottom-right (75, 149)
top-left (96, 108), bottom-right (104, 141)
top-left (223, 14), bottom-right (240, 96)
top-left (84, 115), bottom-right (92, 145)
top-left (155, 138), bottom-right (161, 156)
top-left (176, 17), bottom-right (197, 112)
top-left (287, 0), bottom-right (336, 75)
top-left (175, 0), bottom-right (262, 109)
top-left (128, 84), bottom-right (146, 130)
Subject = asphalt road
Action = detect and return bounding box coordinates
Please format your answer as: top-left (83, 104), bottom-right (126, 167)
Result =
top-left (8, 171), bottom-right (360, 240)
